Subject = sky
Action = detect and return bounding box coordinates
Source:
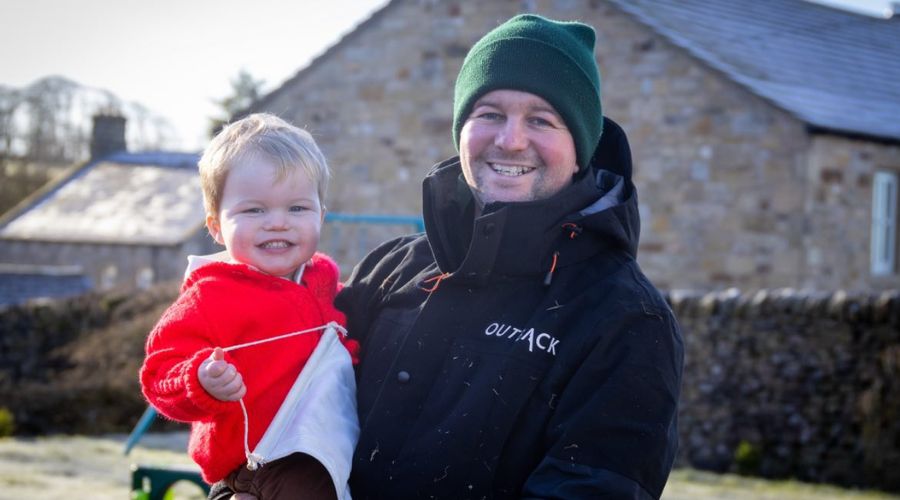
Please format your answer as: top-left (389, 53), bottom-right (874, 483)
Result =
top-left (0, 0), bottom-right (388, 151)
top-left (0, 0), bottom-right (893, 152)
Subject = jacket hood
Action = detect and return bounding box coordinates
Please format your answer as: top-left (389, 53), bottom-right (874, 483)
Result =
top-left (422, 117), bottom-right (640, 283)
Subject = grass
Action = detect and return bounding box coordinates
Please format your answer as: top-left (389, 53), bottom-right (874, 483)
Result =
top-left (0, 433), bottom-right (897, 499)
top-left (0, 432), bottom-right (202, 500)
top-left (663, 468), bottom-right (900, 499)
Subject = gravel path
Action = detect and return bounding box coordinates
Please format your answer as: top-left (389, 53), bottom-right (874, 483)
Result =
top-left (0, 432), bottom-right (897, 500)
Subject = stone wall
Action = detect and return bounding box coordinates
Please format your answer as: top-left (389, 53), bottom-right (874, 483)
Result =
top-left (671, 288), bottom-right (900, 491)
top-left (0, 285), bottom-right (178, 434)
top-left (0, 286), bottom-right (897, 491)
top-left (252, 0), bottom-right (899, 292)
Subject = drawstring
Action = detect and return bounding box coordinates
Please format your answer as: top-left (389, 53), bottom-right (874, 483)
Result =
top-left (425, 221), bottom-right (578, 291)
top-left (545, 222), bottom-right (580, 286)
top-left (419, 272), bottom-right (452, 293)
top-left (222, 321), bottom-right (348, 470)
top-left (543, 251), bottom-right (559, 286)
top-left (240, 401), bottom-right (264, 470)
top-left (222, 321), bottom-right (346, 352)
top-left (562, 222), bottom-right (582, 240)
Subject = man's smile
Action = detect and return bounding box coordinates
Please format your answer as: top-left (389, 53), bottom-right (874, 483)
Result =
top-left (488, 162), bottom-right (536, 177)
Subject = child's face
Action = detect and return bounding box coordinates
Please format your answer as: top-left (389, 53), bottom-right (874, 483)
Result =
top-left (206, 157), bottom-right (323, 279)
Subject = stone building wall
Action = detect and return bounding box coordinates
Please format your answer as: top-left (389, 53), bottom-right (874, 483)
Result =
top-left (254, 0), bottom-right (896, 291)
top-left (805, 135), bottom-right (900, 291)
top-left (590, 0), bottom-right (811, 291)
top-left (261, 0), bottom-right (505, 215)
top-left (0, 228), bottom-right (216, 291)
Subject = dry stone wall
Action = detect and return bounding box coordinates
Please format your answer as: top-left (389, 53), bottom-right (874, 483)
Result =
top-left (1, 286), bottom-right (898, 491)
top-left (0, 285), bottom-right (178, 434)
top-left (671, 288), bottom-right (900, 491)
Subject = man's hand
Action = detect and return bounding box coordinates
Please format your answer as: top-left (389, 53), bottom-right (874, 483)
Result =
top-left (198, 348), bottom-right (246, 401)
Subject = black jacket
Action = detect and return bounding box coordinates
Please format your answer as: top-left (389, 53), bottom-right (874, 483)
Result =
top-left (337, 119), bottom-right (683, 499)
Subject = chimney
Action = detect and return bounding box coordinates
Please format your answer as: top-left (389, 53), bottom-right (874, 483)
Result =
top-left (90, 114), bottom-right (127, 159)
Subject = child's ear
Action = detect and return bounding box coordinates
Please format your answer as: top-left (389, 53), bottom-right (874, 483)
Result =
top-left (206, 214), bottom-right (224, 245)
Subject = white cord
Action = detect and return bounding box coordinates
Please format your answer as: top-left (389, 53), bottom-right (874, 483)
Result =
top-left (240, 399), bottom-right (264, 470)
top-left (223, 321), bottom-right (348, 470)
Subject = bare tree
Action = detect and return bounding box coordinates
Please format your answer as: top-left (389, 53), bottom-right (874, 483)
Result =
top-left (0, 85), bottom-right (23, 166)
top-left (20, 76), bottom-right (80, 162)
top-left (0, 76), bottom-right (177, 165)
top-left (128, 102), bottom-right (177, 151)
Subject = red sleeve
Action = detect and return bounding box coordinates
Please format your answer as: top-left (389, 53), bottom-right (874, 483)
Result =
top-left (341, 337), bottom-right (361, 365)
top-left (140, 288), bottom-right (234, 421)
top-left (308, 253), bottom-right (357, 364)
top-left (306, 253), bottom-right (341, 304)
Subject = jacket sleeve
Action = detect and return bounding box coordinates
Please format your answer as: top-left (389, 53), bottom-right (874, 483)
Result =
top-left (521, 303), bottom-right (684, 500)
top-left (140, 287), bottom-right (234, 422)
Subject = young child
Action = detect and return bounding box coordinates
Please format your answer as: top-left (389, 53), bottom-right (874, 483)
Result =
top-left (140, 113), bottom-right (359, 500)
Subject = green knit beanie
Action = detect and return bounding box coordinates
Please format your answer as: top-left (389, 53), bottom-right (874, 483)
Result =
top-left (453, 14), bottom-right (603, 170)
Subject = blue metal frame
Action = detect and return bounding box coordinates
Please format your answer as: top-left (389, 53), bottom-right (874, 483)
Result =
top-left (124, 406), bottom-right (158, 455)
top-left (325, 212), bottom-right (425, 232)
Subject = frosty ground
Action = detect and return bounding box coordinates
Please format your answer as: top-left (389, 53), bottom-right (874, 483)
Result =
top-left (0, 432), bottom-right (896, 500)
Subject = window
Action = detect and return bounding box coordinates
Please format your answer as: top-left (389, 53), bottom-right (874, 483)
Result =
top-left (101, 265), bottom-right (118, 290)
top-left (136, 267), bottom-right (154, 289)
top-left (871, 171), bottom-right (898, 275)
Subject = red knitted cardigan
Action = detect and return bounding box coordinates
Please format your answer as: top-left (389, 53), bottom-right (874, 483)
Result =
top-left (140, 252), bottom-right (359, 483)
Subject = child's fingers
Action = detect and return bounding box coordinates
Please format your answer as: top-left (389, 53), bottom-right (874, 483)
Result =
top-left (198, 350), bottom-right (245, 401)
top-left (204, 359), bottom-right (228, 378)
top-left (219, 374), bottom-right (246, 401)
top-left (199, 349), bottom-right (227, 378)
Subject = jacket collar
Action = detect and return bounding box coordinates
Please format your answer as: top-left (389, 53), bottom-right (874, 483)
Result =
top-left (422, 163), bottom-right (634, 285)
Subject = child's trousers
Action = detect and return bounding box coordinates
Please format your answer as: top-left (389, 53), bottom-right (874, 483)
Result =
top-left (224, 452), bottom-right (337, 500)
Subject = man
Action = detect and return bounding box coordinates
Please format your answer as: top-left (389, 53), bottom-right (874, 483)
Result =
top-left (339, 13), bottom-right (682, 500)
top-left (211, 13), bottom-right (682, 500)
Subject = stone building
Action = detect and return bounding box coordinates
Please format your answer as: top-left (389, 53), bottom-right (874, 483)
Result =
top-left (0, 115), bottom-right (216, 305)
top-left (241, 0), bottom-right (900, 292)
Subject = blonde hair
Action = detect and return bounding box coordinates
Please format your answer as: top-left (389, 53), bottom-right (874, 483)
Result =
top-left (198, 113), bottom-right (330, 216)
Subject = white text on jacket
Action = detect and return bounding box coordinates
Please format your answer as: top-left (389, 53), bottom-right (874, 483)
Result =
top-left (484, 322), bottom-right (559, 356)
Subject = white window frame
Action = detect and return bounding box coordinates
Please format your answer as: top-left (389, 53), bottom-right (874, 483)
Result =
top-left (871, 171), bottom-right (898, 276)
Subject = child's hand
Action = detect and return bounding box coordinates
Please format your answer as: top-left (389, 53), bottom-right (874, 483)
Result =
top-left (198, 348), bottom-right (246, 401)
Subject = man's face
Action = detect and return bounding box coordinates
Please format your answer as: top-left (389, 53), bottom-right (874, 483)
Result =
top-left (459, 89), bottom-right (578, 204)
